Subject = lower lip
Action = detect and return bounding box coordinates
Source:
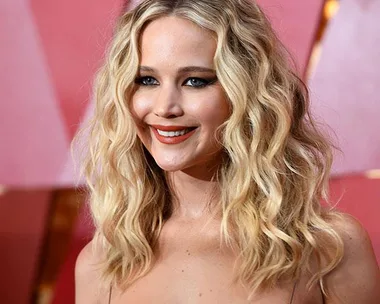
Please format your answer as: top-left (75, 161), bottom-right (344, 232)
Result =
top-left (152, 127), bottom-right (197, 144)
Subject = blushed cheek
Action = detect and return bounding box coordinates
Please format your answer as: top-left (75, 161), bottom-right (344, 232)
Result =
top-left (128, 97), bottom-right (150, 147)
top-left (198, 98), bottom-right (230, 126)
top-left (130, 96), bottom-right (151, 123)
top-left (208, 98), bottom-right (230, 143)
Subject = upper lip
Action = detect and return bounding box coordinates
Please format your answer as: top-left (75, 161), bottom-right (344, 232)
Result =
top-left (150, 124), bottom-right (197, 131)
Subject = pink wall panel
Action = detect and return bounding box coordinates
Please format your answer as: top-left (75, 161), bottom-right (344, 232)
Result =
top-left (256, 0), bottom-right (325, 76)
top-left (310, 0), bottom-right (380, 174)
top-left (30, 0), bottom-right (124, 139)
top-left (0, 0), bottom-right (69, 187)
top-left (0, 1), bottom-right (124, 186)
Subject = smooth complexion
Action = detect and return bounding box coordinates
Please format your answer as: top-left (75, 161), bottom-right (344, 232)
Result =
top-left (131, 17), bottom-right (230, 178)
top-left (131, 16), bottom-right (231, 219)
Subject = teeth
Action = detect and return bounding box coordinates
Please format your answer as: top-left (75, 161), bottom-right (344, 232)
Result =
top-left (157, 128), bottom-right (191, 137)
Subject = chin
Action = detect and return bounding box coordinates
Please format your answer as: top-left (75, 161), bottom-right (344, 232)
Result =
top-left (146, 148), bottom-right (190, 171)
top-left (153, 159), bottom-right (189, 172)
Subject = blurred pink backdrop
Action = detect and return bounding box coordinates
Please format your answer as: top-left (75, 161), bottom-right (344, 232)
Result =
top-left (0, 0), bottom-right (379, 303)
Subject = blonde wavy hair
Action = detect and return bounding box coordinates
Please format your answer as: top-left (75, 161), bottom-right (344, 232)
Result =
top-left (75, 0), bottom-right (344, 298)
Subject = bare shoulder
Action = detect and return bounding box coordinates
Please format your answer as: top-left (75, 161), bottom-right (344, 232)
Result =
top-left (75, 240), bottom-right (110, 304)
top-left (324, 213), bottom-right (380, 304)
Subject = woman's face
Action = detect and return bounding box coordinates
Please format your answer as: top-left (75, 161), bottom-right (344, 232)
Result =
top-left (131, 16), bottom-right (230, 176)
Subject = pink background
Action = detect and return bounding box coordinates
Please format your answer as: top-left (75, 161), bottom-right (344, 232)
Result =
top-left (0, 0), bottom-right (379, 303)
top-left (310, 0), bottom-right (380, 175)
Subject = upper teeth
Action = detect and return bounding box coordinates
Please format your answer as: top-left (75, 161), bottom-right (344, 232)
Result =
top-left (157, 129), bottom-right (190, 137)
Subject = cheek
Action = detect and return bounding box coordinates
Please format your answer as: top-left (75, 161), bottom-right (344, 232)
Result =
top-left (189, 94), bottom-right (230, 127)
top-left (130, 96), bottom-right (152, 145)
top-left (130, 95), bottom-right (151, 122)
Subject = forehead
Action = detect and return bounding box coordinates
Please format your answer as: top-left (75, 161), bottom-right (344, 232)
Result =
top-left (139, 16), bottom-right (217, 69)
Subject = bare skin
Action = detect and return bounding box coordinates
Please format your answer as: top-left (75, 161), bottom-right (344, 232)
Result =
top-left (75, 213), bottom-right (380, 303)
top-left (75, 16), bottom-right (380, 303)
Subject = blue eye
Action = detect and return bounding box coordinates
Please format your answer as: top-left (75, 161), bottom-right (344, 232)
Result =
top-left (184, 77), bottom-right (211, 88)
top-left (134, 76), bottom-right (217, 88)
top-left (135, 76), bottom-right (159, 86)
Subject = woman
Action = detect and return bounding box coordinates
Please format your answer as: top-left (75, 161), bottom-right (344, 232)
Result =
top-left (75, 0), bottom-right (380, 303)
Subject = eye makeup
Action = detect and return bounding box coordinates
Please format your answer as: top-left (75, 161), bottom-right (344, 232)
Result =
top-left (182, 76), bottom-right (218, 88)
top-left (134, 75), bottom-right (218, 88)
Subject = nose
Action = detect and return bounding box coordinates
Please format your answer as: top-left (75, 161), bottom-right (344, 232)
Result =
top-left (153, 85), bottom-right (184, 118)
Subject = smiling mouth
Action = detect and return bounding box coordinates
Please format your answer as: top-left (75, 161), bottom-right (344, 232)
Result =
top-left (156, 128), bottom-right (195, 137)
top-left (150, 125), bottom-right (198, 144)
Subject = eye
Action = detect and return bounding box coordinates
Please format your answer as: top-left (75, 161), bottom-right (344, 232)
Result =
top-left (135, 76), bottom-right (159, 86)
top-left (183, 77), bottom-right (214, 88)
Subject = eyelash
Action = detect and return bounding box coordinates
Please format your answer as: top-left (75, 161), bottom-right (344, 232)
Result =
top-left (134, 76), bottom-right (217, 88)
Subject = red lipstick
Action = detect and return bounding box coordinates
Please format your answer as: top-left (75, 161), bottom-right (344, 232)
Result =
top-left (150, 125), bottom-right (197, 144)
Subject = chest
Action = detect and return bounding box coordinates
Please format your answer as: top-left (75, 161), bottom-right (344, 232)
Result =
top-left (109, 221), bottom-right (322, 304)
top-left (110, 252), bottom-right (297, 303)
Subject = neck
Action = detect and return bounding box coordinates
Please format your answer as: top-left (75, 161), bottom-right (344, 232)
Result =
top-left (167, 169), bottom-right (222, 220)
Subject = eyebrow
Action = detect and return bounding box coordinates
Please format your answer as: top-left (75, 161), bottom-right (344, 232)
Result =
top-left (139, 66), bottom-right (216, 74)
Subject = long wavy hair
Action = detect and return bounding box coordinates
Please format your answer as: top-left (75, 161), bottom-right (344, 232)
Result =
top-left (75, 0), bottom-right (344, 298)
